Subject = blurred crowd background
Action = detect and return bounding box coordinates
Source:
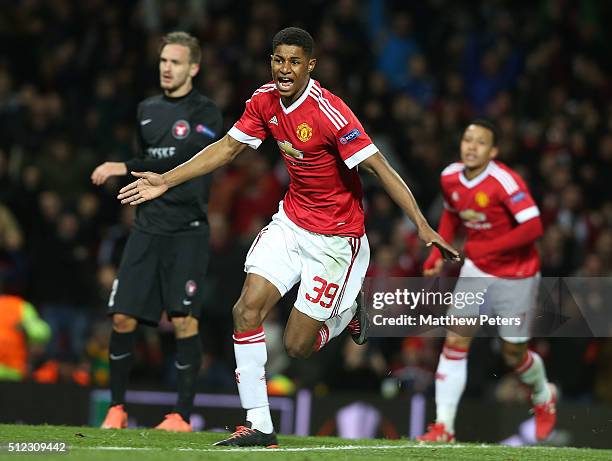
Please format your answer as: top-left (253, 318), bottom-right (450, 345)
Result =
top-left (1, 0), bottom-right (612, 406)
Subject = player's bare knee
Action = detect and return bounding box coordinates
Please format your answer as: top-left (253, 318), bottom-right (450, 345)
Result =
top-left (284, 341), bottom-right (312, 359)
top-left (112, 313), bottom-right (137, 333)
top-left (445, 334), bottom-right (472, 350)
top-left (232, 297), bottom-right (264, 331)
top-left (502, 342), bottom-right (527, 368)
top-left (172, 316), bottom-right (197, 338)
top-left (503, 350), bottom-right (524, 369)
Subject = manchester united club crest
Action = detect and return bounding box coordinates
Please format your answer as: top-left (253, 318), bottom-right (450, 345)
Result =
top-left (296, 122), bottom-right (313, 142)
top-left (475, 191), bottom-right (489, 207)
top-left (172, 120), bottom-right (191, 139)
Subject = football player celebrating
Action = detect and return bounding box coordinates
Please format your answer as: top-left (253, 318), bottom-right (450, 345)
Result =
top-left (118, 27), bottom-right (459, 447)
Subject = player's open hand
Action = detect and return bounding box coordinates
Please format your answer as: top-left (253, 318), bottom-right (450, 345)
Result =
top-left (419, 227), bottom-right (462, 263)
top-left (117, 172), bottom-right (168, 205)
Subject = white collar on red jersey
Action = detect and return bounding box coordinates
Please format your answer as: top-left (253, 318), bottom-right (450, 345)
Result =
top-left (280, 78), bottom-right (315, 114)
top-left (459, 160), bottom-right (494, 189)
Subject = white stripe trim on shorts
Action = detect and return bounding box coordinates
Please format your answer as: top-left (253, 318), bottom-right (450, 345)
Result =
top-left (330, 236), bottom-right (360, 318)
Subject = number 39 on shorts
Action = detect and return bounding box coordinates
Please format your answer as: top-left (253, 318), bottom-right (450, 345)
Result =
top-left (305, 276), bottom-right (339, 308)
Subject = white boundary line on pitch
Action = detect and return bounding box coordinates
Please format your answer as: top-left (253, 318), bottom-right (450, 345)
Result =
top-left (72, 444), bottom-right (576, 452)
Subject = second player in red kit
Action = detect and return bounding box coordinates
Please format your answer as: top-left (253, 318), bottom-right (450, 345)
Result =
top-left (437, 157), bottom-right (541, 278)
top-left (420, 121), bottom-right (556, 444)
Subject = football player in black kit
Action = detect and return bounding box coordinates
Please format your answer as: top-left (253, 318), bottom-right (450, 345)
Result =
top-left (92, 31), bottom-right (222, 432)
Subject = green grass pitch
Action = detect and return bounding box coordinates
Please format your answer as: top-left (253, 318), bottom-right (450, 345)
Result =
top-left (0, 424), bottom-right (611, 461)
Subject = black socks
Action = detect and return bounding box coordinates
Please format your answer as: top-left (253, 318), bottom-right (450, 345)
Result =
top-left (109, 330), bottom-right (136, 407)
top-left (174, 334), bottom-right (202, 422)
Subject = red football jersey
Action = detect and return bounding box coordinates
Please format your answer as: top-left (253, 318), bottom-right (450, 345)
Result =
top-left (227, 79), bottom-right (378, 237)
top-left (441, 160), bottom-right (541, 277)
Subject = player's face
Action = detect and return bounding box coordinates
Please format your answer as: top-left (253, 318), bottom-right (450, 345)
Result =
top-left (271, 44), bottom-right (316, 102)
top-left (460, 125), bottom-right (498, 170)
top-left (159, 44), bottom-right (199, 95)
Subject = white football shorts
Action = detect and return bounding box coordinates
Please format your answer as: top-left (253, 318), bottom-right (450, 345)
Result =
top-left (449, 258), bottom-right (541, 343)
top-left (244, 202), bottom-right (370, 321)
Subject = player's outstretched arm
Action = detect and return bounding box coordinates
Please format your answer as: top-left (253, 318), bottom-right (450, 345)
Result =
top-left (117, 134), bottom-right (247, 205)
top-left (361, 152), bottom-right (461, 262)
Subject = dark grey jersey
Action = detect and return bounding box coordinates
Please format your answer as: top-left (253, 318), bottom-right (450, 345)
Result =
top-left (126, 90), bottom-right (222, 235)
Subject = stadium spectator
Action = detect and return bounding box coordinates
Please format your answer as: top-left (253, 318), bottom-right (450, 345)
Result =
top-left (0, 203), bottom-right (27, 294)
top-left (30, 211), bottom-right (95, 363)
top-left (0, 294), bottom-right (50, 381)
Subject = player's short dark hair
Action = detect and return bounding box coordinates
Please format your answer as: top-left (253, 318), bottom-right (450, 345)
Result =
top-left (468, 119), bottom-right (498, 146)
top-left (160, 31), bottom-right (201, 64)
top-left (272, 27), bottom-right (314, 56)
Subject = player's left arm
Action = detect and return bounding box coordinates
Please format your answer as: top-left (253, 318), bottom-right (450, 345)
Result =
top-left (464, 183), bottom-right (544, 259)
top-left (362, 152), bottom-right (460, 262)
